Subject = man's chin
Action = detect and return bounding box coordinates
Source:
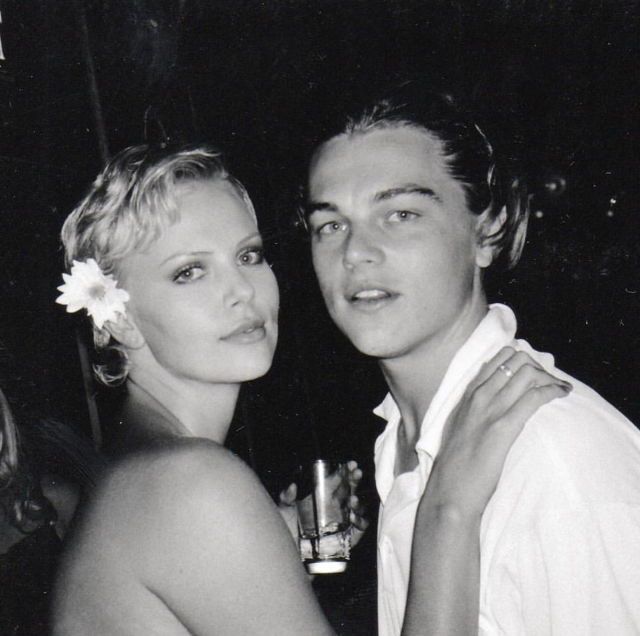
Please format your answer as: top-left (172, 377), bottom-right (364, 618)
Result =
top-left (342, 331), bottom-right (405, 360)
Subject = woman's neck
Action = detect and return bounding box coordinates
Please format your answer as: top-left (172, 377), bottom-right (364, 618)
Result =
top-left (125, 368), bottom-right (241, 444)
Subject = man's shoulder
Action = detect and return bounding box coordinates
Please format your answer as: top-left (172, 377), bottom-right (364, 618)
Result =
top-left (503, 375), bottom-right (640, 506)
top-left (490, 333), bottom-right (640, 505)
top-left (511, 336), bottom-right (638, 453)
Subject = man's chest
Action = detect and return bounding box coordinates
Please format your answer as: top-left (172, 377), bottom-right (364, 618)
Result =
top-left (393, 422), bottom-right (421, 476)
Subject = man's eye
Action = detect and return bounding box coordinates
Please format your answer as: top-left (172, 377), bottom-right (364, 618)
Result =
top-left (315, 221), bottom-right (346, 236)
top-left (239, 247), bottom-right (265, 265)
top-left (173, 264), bottom-right (205, 283)
top-left (388, 210), bottom-right (420, 223)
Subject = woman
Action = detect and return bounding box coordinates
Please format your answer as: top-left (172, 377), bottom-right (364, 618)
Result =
top-left (1, 387), bottom-right (56, 636)
top-left (52, 144), bottom-right (569, 634)
top-left (1, 375), bottom-right (103, 634)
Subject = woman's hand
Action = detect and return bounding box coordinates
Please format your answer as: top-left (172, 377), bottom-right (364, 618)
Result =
top-left (277, 482), bottom-right (300, 544)
top-left (426, 346), bottom-right (572, 517)
top-left (402, 347), bottom-right (572, 636)
top-left (345, 460), bottom-right (370, 545)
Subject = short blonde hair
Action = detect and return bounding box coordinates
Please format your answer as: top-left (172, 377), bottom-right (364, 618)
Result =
top-left (61, 143), bottom-right (257, 385)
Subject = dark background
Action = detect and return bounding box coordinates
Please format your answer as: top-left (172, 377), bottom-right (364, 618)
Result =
top-left (0, 2), bottom-right (638, 631)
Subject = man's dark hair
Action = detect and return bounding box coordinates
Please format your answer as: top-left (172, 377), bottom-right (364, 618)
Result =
top-left (305, 81), bottom-right (529, 270)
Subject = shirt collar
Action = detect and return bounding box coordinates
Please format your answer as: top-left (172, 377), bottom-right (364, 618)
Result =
top-left (374, 304), bottom-right (518, 502)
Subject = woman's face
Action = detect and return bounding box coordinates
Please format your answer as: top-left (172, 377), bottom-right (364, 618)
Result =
top-left (117, 178), bottom-right (279, 385)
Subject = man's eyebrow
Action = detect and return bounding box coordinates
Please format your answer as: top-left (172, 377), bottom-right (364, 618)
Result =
top-left (374, 184), bottom-right (440, 203)
top-left (304, 184), bottom-right (439, 216)
top-left (304, 201), bottom-right (337, 216)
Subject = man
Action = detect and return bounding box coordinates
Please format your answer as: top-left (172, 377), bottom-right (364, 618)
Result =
top-left (303, 84), bottom-right (640, 635)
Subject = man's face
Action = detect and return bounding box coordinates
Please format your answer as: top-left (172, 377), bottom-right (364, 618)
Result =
top-left (307, 126), bottom-right (490, 364)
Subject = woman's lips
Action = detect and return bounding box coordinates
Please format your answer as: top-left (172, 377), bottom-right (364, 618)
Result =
top-left (221, 319), bottom-right (267, 343)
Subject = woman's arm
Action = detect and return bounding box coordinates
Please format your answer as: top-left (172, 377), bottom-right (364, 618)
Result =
top-left (54, 348), bottom-right (569, 636)
top-left (403, 347), bottom-right (572, 635)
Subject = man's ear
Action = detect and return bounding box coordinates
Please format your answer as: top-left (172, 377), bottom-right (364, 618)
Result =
top-left (475, 206), bottom-right (507, 269)
top-left (103, 313), bottom-right (145, 349)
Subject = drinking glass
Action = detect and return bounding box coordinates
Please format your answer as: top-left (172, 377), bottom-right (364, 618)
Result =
top-left (296, 459), bottom-right (351, 574)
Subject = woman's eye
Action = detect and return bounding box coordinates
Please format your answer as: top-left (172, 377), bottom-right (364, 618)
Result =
top-left (239, 247), bottom-right (265, 265)
top-left (388, 210), bottom-right (420, 223)
top-left (173, 264), bottom-right (205, 283)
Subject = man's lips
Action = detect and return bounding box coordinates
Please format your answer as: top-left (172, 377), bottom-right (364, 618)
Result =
top-left (344, 285), bottom-right (399, 307)
top-left (221, 318), bottom-right (267, 342)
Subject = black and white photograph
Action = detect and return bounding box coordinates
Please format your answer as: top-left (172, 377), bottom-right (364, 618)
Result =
top-left (1, 2), bottom-right (638, 634)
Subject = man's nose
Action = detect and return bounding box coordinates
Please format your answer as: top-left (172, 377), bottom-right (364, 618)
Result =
top-left (343, 224), bottom-right (384, 269)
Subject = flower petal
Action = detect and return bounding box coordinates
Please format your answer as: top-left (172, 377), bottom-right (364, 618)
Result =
top-left (55, 258), bottom-right (130, 328)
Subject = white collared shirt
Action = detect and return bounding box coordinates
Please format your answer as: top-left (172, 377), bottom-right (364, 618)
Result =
top-left (375, 304), bottom-right (640, 635)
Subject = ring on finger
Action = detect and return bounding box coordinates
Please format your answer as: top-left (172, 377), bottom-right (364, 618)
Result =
top-left (498, 363), bottom-right (514, 378)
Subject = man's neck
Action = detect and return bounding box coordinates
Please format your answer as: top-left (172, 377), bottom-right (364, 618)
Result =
top-left (380, 299), bottom-right (489, 443)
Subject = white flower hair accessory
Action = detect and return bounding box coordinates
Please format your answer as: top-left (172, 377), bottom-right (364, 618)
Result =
top-left (56, 258), bottom-right (130, 329)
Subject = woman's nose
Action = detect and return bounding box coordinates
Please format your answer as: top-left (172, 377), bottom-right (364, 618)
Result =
top-left (224, 268), bottom-right (255, 306)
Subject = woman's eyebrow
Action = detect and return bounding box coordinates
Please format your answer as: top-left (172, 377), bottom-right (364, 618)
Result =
top-left (237, 231), bottom-right (263, 246)
top-left (161, 250), bottom-right (212, 266)
top-left (161, 233), bottom-right (263, 265)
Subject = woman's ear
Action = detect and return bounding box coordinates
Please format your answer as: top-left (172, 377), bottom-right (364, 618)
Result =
top-left (475, 206), bottom-right (507, 269)
top-left (103, 313), bottom-right (145, 349)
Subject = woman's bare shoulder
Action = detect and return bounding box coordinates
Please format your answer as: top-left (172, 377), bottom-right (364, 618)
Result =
top-left (67, 437), bottom-right (277, 572)
top-left (118, 436), bottom-right (247, 474)
top-left (59, 438), bottom-right (333, 636)
top-left (98, 437), bottom-right (264, 516)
